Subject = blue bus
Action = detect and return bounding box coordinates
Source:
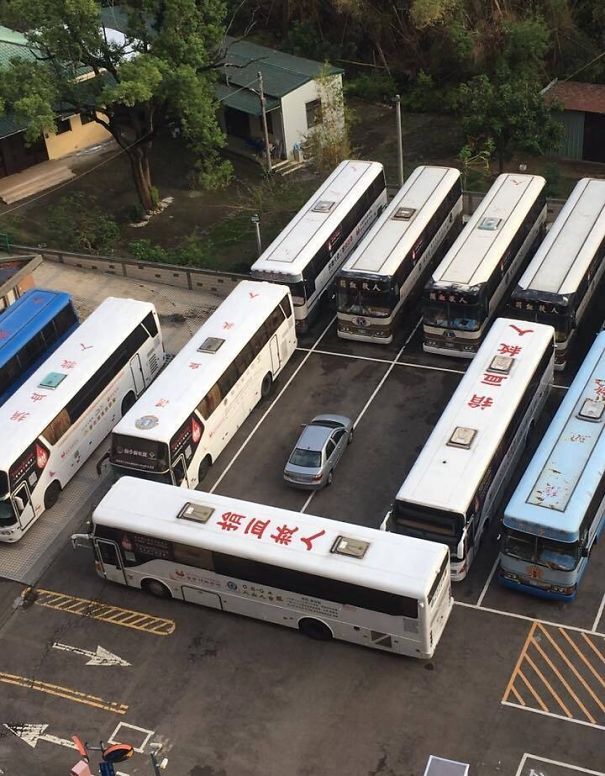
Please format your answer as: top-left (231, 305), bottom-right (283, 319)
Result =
top-left (0, 288), bottom-right (79, 405)
top-left (499, 331), bottom-right (605, 599)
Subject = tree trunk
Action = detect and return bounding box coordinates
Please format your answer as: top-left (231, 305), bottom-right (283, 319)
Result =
top-left (127, 146), bottom-right (154, 212)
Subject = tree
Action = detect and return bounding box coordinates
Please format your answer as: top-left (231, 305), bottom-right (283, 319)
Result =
top-left (304, 65), bottom-right (351, 172)
top-left (0, 0), bottom-right (232, 212)
top-left (457, 71), bottom-right (563, 173)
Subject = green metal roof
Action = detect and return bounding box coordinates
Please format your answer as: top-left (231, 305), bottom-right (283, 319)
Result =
top-left (223, 37), bottom-right (342, 100)
top-left (0, 26), bottom-right (37, 69)
top-left (216, 82), bottom-right (279, 117)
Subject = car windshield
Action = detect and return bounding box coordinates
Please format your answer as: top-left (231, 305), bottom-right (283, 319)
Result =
top-left (289, 449), bottom-right (322, 468)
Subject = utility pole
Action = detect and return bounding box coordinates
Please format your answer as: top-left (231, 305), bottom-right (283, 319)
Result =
top-left (393, 94), bottom-right (404, 188)
top-left (251, 213), bottom-right (262, 256)
top-left (258, 70), bottom-right (272, 173)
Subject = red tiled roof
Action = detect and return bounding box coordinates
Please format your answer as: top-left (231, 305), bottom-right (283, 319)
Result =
top-left (545, 81), bottom-right (605, 114)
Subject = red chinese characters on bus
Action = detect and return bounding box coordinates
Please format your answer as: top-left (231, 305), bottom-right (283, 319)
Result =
top-left (216, 511), bottom-right (326, 552)
top-left (594, 379), bottom-right (605, 400)
top-left (467, 395), bottom-right (493, 411)
top-left (470, 340), bottom-right (525, 403)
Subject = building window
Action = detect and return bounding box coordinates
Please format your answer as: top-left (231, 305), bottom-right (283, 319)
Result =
top-left (305, 99), bottom-right (322, 129)
top-left (80, 112), bottom-right (94, 125)
top-left (56, 118), bottom-right (72, 134)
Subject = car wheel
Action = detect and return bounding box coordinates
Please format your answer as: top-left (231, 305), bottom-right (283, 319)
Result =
top-left (261, 372), bottom-right (273, 398)
top-left (44, 480), bottom-right (62, 510)
top-left (198, 455), bottom-right (212, 484)
top-left (327, 470), bottom-right (333, 486)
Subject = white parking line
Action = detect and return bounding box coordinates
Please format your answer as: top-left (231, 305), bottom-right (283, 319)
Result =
top-left (515, 752), bottom-right (605, 776)
top-left (300, 319), bottom-right (422, 515)
top-left (455, 600), bottom-right (605, 638)
top-left (592, 592), bottom-right (605, 633)
top-left (503, 700), bottom-right (605, 731)
top-left (476, 557), bottom-right (499, 607)
top-left (209, 316), bottom-right (336, 494)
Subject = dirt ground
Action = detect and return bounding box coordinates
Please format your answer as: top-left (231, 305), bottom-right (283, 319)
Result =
top-left (1, 98), bottom-right (604, 272)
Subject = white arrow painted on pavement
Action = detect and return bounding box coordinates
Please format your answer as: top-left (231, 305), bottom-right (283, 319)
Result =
top-left (52, 641), bottom-right (131, 667)
top-left (3, 724), bottom-right (77, 750)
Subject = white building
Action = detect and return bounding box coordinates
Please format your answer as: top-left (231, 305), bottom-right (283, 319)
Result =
top-left (217, 37), bottom-right (344, 164)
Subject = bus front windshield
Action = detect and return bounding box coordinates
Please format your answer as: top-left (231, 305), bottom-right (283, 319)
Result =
top-left (337, 279), bottom-right (394, 318)
top-left (423, 300), bottom-right (483, 331)
top-left (0, 498), bottom-right (16, 526)
top-left (503, 528), bottom-right (578, 571)
top-left (392, 500), bottom-right (464, 549)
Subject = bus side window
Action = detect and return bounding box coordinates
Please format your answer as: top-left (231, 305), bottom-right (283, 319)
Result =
top-left (142, 311), bottom-right (159, 338)
top-left (97, 540), bottom-right (120, 567)
top-left (55, 305), bottom-right (78, 336)
top-left (42, 408), bottom-right (72, 445)
top-left (41, 320), bottom-right (58, 348)
top-left (280, 295), bottom-right (293, 318)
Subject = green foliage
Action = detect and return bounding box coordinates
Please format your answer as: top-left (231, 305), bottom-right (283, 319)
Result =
top-left (500, 17), bottom-right (551, 78)
top-left (402, 70), bottom-right (457, 112)
top-left (129, 239), bottom-right (170, 263)
top-left (0, 0), bottom-right (232, 211)
top-left (284, 21), bottom-right (345, 63)
top-left (457, 72), bottom-right (564, 172)
top-left (45, 193), bottom-right (120, 253)
top-left (344, 73), bottom-right (397, 102)
top-left (544, 161), bottom-right (563, 198)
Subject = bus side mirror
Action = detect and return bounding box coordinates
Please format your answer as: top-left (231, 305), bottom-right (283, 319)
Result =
top-left (71, 533), bottom-right (92, 550)
top-left (96, 452), bottom-right (111, 478)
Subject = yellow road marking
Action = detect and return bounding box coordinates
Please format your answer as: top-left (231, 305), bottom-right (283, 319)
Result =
top-left (525, 653), bottom-right (573, 718)
top-left (582, 632), bottom-right (605, 668)
top-left (509, 684), bottom-right (525, 706)
top-left (0, 671), bottom-right (128, 715)
top-left (504, 621), bottom-right (537, 701)
top-left (542, 628), bottom-right (605, 713)
top-left (25, 588), bottom-right (175, 636)
top-left (518, 669), bottom-right (547, 711)
top-left (531, 633), bottom-right (595, 723)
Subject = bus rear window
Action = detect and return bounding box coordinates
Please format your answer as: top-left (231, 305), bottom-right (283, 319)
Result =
top-left (111, 434), bottom-right (169, 472)
top-left (393, 500), bottom-right (463, 540)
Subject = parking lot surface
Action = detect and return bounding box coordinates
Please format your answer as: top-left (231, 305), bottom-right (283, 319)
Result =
top-left (0, 265), bottom-right (604, 776)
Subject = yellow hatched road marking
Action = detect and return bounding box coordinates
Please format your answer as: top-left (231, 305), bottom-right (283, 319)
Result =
top-left (509, 684), bottom-right (525, 706)
top-left (582, 632), bottom-right (605, 667)
top-left (525, 653), bottom-right (573, 718)
top-left (26, 588), bottom-right (175, 635)
top-left (517, 670), bottom-right (548, 711)
top-left (504, 621), bottom-right (537, 701)
top-left (0, 671), bottom-right (128, 714)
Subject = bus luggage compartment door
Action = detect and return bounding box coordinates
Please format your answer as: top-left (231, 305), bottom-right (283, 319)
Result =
top-left (129, 353), bottom-right (145, 395)
top-left (181, 586), bottom-right (223, 610)
top-left (269, 334), bottom-right (281, 373)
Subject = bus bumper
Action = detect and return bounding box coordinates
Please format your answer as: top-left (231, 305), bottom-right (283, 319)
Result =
top-left (498, 570), bottom-right (576, 600)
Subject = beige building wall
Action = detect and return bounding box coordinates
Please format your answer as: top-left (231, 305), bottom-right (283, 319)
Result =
top-left (44, 113), bottom-right (112, 160)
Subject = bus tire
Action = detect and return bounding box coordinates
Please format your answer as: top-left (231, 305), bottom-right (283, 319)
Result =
top-left (298, 618), bottom-right (333, 641)
top-left (121, 391), bottom-right (136, 416)
top-left (347, 428), bottom-right (354, 445)
top-left (142, 579), bottom-right (172, 599)
top-left (261, 373), bottom-right (273, 398)
top-left (198, 455), bottom-right (212, 484)
top-left (326, 470), bottom-right (334, 486)
top-left (44, 481), bottom-right (62, 510)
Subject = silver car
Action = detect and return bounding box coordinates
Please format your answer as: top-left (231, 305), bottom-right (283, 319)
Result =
top-left (284, 414), bottom-right (354, 490)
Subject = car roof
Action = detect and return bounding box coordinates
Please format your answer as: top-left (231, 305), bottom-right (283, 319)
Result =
top-left (297, 423), bottom-right (332, 451)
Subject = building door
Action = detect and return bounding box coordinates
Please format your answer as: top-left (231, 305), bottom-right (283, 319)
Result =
top-left (583, 112), bottom-right (605, 163)
top-left (0, 133), bottom-right (48, 178)
top-left (224, 108), bottom-right (250, 139)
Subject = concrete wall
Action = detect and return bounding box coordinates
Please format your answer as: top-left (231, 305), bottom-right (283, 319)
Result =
top-left (44, 113), bottom-right (112, 160)
top-left (280, 75), bottom-right (344, 160)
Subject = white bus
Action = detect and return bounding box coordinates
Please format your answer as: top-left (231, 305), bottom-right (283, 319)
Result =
top-left (337, 166), bottom-right (462, 344)
top-left (251, 160), bottom-right (387, 332)
top-left (73, 477), bottom-right (453, 658)
top-left (110, 281), bottom-right (296, 488)
top-left (0, 298), bottom-right (164, 543)
top-left (510, 178), bottom-right (605, 370)
top-left (383, 318), bottom-right (555, 580)
top-left (423, 174), bottom-right (547, 358)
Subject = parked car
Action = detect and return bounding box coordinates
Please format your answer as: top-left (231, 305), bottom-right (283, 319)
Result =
top-left (283, 414), bottom-right (354, 490)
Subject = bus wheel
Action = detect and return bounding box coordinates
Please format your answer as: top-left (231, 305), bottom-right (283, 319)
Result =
top-left (347, 428), bottom-right (354, 445)
top-left (142, 579), bottom-right (172, 599)
top-left (299, 618), bottom-right (333, 641)
top-left (121, 391), bottom-right (136, 416)
top-left (261, 373), bottom-right (273, 398)
top-left (44, 481), bottom-right (62, 510)
top-left (326, 470), bottom-right (334, 486)
top-left (198, 456), bottom-right (212, 484)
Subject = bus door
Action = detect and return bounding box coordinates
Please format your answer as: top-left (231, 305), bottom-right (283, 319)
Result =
top-left (269, 335), bottom-right (281, 373)
top-left (129, 353), bottom-right (145, 395)
top-left (94, 538), bottom-right (127, 584)
top-left (171, 455), bottom-right (189, 488)
top-left (12, 481), bottom-right (35, 531)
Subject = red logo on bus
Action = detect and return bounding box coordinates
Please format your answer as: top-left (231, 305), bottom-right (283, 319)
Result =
top-left (191, 417), bottom-right (202, 444)
top-left (35, 443), bottom-right (49, 469)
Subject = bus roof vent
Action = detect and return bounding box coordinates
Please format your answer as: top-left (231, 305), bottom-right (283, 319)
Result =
top-left (447, 426), bottom-right (477, 449)
top-left (39, 371), bottom-right (67, 390)
top-left (578, 398), bottom-right (604, 422)
top-left (197, 337), bottom-right (224, 354)
top-left (478, 216), bottom-right (502, 231)
top-left (312, 200), bottom-right (336, 214)
top-left (177, 502), bottom-right (215, 524)
top-left (487, 355), bottom-right (514, 375)
top-left (393, 206), bottom-right (416, 221)
top-left (331, 535), bottom-right (370, 559)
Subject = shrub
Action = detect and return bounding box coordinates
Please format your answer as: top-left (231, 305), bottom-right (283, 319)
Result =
top-left (45, 193), bottom-right (120, 254)
top-left (128, 239), bottom-right (170, 263)
top-left (344, 73), bottom-right (397, 103)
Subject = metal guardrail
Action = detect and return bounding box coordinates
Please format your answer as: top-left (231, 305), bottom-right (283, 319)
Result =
top-left (10, 191), bottom-right (566, 294)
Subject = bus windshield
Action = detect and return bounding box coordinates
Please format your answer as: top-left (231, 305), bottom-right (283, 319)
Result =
top-left (111, 434), bottom-right (169, 473)
top-left (503, 528), bottom-right (578, 571)
top-left (337, 280), bottom-right (394, 318)
top-left (392, 500), bottom-right (464, 547)
top-left (0, 499), bottom-right (16, 525)
top-left (423, 301), bottom-right (483, 331)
